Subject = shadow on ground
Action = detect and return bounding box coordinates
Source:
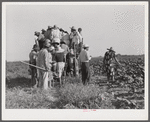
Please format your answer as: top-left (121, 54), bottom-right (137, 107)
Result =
top-left (6, 77), bottom-right (31, 88)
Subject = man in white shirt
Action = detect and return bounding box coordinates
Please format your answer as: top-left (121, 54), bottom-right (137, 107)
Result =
top-left (79, 44), bottom-right (92, 85)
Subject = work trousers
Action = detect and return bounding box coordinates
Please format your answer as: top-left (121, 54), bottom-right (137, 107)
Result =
top-left (56, 62), bottom-right (65, 78)
top-left (39, 70), bottom-right (49, 90)
top-left (31, 67), bottom-right (37, 87)
top-left (81, 62), bottom-right (90, 85)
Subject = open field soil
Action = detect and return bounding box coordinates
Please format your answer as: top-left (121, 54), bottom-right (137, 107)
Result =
top-left (6, 55), bottom-right (144, 109)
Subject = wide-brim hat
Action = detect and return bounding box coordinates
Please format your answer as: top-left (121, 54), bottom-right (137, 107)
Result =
top-left (60, 41), bottom-right (66, 44)
top-left (83, 44), bottom-right (89, 48)
top-left (107, 47), bottom-right (115, 52)
top-left (52, 38), bottom-right (60, 44)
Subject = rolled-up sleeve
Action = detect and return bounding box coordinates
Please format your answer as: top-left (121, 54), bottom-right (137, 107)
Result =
top-left (85, 51), bottom-right (91, 61)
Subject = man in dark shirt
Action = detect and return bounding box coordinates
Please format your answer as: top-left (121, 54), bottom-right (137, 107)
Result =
top-left (52, 38), bottom-right (65, 85)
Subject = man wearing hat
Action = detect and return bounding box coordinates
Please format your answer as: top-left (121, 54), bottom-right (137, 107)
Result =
top-left (103, 47), bottom-right (121, 82)
top-left (79, 44), bottom-right (92, 85)
top-left (52, 38), bottom-right (65, 85)
top-left (50, 25), bottom-right (61, 41)
top-left (41, 29), bottom-right (46, 34)
top-left (70, 26), bottom-right (82, 55)
top-left (37, 39), bottom-right (51, 90)
top-left (29, 44), bottom-right (39, 87)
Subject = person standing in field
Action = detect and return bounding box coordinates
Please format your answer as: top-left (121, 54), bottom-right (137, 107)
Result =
top-left (70, 26), bottom-right (82, 56)
top-left (37, 39), bottom-right (51, 90)
top-left (52, 38), bottom-right (65, 85)
top-left (103, 47), bottom-right (121, 83)
top-left (79, 44), bottom-right (92, 85)
top-left (29, 44), bottom-right (39, 87)
top-left (47, 45), bottom-right (55, 88)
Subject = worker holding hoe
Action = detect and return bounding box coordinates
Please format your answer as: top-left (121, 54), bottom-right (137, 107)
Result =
top-left (103, 47), bottom-right (121, 83)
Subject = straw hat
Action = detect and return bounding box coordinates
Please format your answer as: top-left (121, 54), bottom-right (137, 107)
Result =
top-left (52, 38), bottom-right (60, 44)
top-left (107, 47), bottom-right (115, 52)
top-left (83, 44), bottom-right (89, 48)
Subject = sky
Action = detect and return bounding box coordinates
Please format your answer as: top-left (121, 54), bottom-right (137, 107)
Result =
top-left (5, 3), bottom-right (145, 61)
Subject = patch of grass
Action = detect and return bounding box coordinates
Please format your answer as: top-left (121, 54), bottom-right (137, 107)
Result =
top-left (6, 87), bottom-right (58, 109)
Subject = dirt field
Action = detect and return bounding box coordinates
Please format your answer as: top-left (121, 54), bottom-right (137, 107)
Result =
top-left (6, 55), bottom-right (144, 109)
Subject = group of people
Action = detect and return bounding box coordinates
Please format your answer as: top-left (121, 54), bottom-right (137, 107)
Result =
top-left (29, 24), bottom-right (121, 89)
top-left (29, 25), bottom-right (93, 89)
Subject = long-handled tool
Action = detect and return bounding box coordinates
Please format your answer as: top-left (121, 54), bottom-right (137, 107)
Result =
top-left (20, 61), bottom-right (47, 71)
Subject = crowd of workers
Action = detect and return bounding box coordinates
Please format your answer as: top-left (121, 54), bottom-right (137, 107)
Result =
top-left (29, 24), bottom-right (120, 89)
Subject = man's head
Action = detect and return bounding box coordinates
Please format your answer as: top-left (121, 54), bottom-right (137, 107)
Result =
top-left (107, 47), bottom-right (115, 52)
top-left (44, 39), bottom-right (51, 48)
top-left (53, 25), bottom-right (58, 29)
top-left (83, 44), bottom-right (89, 51)
top-left (41, 29), bottom-right (46, 34)
top-left (70, 26), bottom-right (76, 33)
top-left (34, 31), bottom-right (40, 36)
top-left (33, 44), bottom-right (39, 51)
top-left (78, 28), bottom-right (82, 33)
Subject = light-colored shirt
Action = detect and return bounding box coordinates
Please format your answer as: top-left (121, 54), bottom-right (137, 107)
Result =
top-left (79, 49), bottom-right (91, 62)
top-left (37, 48), bottom-right (50, 71)
top-left (50, 28), bottom-right (61, 40)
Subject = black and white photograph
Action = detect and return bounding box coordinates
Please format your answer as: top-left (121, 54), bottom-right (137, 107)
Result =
top-left (2, 2), bottom-right (148, 120)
